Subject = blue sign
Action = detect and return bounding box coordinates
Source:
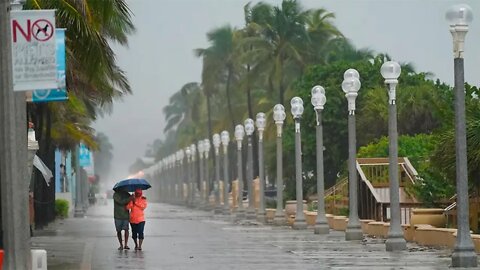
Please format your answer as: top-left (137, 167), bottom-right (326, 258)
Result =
top-left (31, 29), bottom-right (67, 103)
top-left (79, 143), bottom-right (92, 167)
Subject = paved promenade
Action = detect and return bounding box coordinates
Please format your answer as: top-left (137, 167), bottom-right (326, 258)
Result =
top-left (31, 202), bottom-right (478, 269)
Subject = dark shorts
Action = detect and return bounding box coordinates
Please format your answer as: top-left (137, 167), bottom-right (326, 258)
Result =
top-left (131, 221), bottom-right (146, 240)
top-left (114, 219), bottom-right (129, 232)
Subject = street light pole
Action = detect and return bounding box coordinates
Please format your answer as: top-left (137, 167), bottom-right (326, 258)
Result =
top-left (273, 105), bottom-right (286, 225)
top-left (213, 134), bottom-right (222, 214)
top-left (256, 113), bottom-right (267, 223)
top-left (197, 141), bottom-right (205, 208)
top-left (74, 144), bottom-right (85, 218)
top-left (204, 139), bottom-right (211, 210)
top-left (190, 144), bottom-right (197, 207)
top-left (185, 147), bottom-right (192, 206)
top-left (311, 86), bottom-right (329, 234)
top-left (235, 125), bottom-right (246, 220)
top-left (291, 97), bottom-right (307, 230)
top-left (381, 61), bottom-right (407, 251)
top-left (221, 131), bottom-right (230, 215)
top-left (446, 4), bottom-right (477, 267)
top-left (244, 119), bottom-right (256, 220)
top-left (343, 69), bottom-right (363, 241)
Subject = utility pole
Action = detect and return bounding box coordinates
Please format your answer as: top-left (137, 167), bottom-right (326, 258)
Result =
top-left (0, 0), bottom-right (30, 268)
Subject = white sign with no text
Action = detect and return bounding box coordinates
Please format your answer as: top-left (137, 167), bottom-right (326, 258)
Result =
top-left (10, 10), bottom-right (57, 92)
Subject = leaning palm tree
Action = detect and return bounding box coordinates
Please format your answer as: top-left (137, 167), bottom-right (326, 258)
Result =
top-left (25, 0), bottom-right (135, 227)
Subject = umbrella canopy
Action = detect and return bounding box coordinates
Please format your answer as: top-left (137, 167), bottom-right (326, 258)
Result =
top-left (113, 178), bottom-right (151, 192)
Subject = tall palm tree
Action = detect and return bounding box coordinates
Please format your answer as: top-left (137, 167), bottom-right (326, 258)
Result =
top-left (195, 25), bottom-right (240, 131)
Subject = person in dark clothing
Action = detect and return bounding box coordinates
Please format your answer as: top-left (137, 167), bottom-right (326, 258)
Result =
top-left (113, 189), bottom-right (132, 250)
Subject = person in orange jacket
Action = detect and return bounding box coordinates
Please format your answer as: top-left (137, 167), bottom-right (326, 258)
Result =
top-left (126, 188), bottom-right (147, 250)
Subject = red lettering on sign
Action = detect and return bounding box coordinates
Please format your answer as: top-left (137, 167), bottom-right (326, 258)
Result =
top-left (12, 19), bottom-right (31, 42)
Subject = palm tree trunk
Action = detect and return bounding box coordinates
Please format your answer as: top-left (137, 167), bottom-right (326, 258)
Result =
top-left (225, 69), bottom-right (236, 131)
top-left (245, 65), bottom-right (259, 182)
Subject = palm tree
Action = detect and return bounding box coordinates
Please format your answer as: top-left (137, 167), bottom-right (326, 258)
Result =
top-left (25, 0), bottom-right (135, 227)
top-left (195, 25), bottom-right (241, 131)
top-left (163, 82), bottom-right (201, 132)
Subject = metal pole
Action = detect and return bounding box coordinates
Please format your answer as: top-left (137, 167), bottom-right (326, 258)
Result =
top-left (257, 133), bottom-right (266, 223)
top-left (191, 154), bottom-right (196, 207)
top-left (273, 124), bottom-right (285, 225)
top-left (214, 149), bottom-right (222, 214)
top-left (204, 152), bottom-right (211, 210)
top-left (345, 113), bottom-right (362, 240)
top-left (74, 145), bottom-right (85, 218)
top-left (199, 153), bottom-right (204, 208)
top-left (236, 141), bottom-right (245, 220)
top-left (386, 91), bottom-right (406, 250)
top-left (314, 110), bottom-right (329, 234)
top-left (452, 57), bottom-right (477, 267)
top-left (222, 145), bottom-right (230, 215)
top-left (246, 136), bottom-right (256, 219)
top-left (292, 118), bottom-right (307, 229)
top-left (0, 1), bottom-right (30, 267)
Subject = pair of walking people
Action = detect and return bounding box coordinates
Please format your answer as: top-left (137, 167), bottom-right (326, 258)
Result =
top-left (113, 188), bottom-right (147, 250)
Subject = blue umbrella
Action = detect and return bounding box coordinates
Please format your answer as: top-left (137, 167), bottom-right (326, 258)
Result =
top-left (113, 178), bottom-right (151, 192)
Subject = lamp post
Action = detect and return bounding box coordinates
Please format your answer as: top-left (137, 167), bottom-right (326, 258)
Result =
top-left (74, 144), bottom-right (85, 217)
top-left (446, 4), bottom-right (477, 267)
top-left (190, 144), bottom-right (197, 207)
top-left (213, 133), bottom-right (222, 214)
top-left (221, 131), bottom-right (231, 215)
top-left (198, 140), bottom-right (205, 208)
top-left (311, 86), bottom-right (329, 234)
top-left (244, 118), bottom-right (256, 220)
top-left (343, 69), bottom-right (363, 240)
top-left (204, 139), bottom-right (211, 210)
top-left (175, 150), bottom-right (183, 202)
top-left (234, 125), bottom-right (246, 220)
top-left (256, 112), bottom-right (267, 223)
top-left (185, 147), bottom-right (192, 206)
top-left (273, 104), bottom-right (286, 225)
top-left (291, 97), bottom-right (307, 230)
top-left (381, 61), bottom-right (407, 250)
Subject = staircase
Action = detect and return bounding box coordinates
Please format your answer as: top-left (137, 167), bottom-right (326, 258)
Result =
top-left (325, 157), bottom-right (422, 224)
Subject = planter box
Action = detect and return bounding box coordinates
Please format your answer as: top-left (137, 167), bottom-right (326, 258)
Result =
top-left (412, 224), bottom-right (434, 243)
top-left (304, 211), bottom-right (317, 226)
top-left (332, 216), bottom-right (347, 231)
top-left (287, 215), bottom-right (295, 226)
top-left (471, 234), bottom-right (480, 253)
top-left (367, 221), bottom-right (387, 238)
top-left (382, 223), bottom-right (390, 238)
top-left (360, 219), bottom-right (375, 234)
top-left (402, 224), bottom-right (414, 242)
top-left (266, 208), bottom-right (276, 223)
top-left (326, 214), bottom-right (334, 229)
top-left (285, 200), bottom-right (307, 217)
top-left (410, 208), bottom-right (446, 228)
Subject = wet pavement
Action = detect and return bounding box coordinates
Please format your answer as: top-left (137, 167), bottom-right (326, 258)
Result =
top-left (31, 202), bottom-right (477, 269)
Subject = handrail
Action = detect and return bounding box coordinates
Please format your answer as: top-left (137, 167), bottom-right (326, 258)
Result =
top-left (356, 161), bottom-right (383, 202)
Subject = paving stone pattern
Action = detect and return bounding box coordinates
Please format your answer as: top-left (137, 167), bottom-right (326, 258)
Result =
top-left (31, 202), bottom-right (479, 270)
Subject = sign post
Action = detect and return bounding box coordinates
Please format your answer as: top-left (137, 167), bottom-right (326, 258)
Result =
top-left (10, 10), bottom-right (57, 91)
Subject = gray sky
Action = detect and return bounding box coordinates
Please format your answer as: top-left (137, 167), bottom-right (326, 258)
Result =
top-left (93, 0), bottom-right (480, 181)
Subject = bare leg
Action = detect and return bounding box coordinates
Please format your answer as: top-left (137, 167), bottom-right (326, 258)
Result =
top-left (124, 230), bottom-right (130, 249)
top-left (116, 231), bottom-right (123, 250)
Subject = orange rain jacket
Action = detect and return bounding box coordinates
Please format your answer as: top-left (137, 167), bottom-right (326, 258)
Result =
top-left (126, 196), bottom-right (147, 224)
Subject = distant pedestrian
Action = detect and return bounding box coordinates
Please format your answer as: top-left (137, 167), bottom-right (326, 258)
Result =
top-left (113, 189), bottom-right (131, 250)
top-left (126, 188), bottom-right (147, 250)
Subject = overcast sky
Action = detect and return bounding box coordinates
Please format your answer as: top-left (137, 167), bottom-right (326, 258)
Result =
top-left (93, 0), bottom-right (480, 181)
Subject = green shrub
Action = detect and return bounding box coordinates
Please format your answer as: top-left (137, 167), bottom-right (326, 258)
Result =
top-left (338, 207), bottom-right (349, 216)
top-left (55, 199), bottom-right (69, 218)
